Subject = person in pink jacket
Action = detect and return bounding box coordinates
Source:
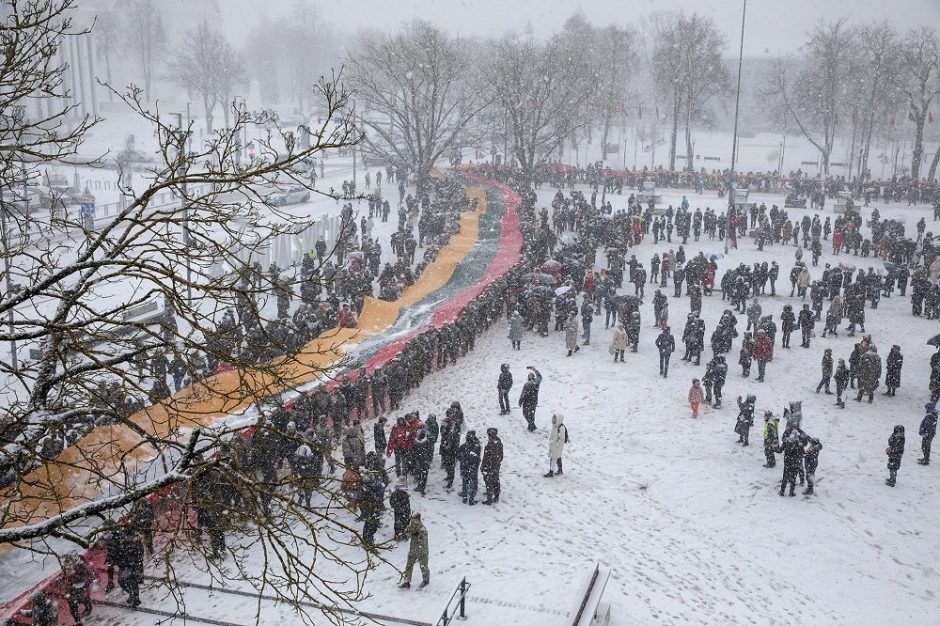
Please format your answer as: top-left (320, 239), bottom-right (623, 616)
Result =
top-left (688, 378), bottom-right (705, 418)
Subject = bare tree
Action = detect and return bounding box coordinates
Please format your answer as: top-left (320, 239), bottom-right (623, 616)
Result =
top-left (853, 21), bottom-right (902, 179)
top-left (588, 24), bottom-right (636, 162)
top-left (678, 15), bottom-right (729, 169)
top-left (649, 12), bottom-right (728, 171)
top-left (169, 23), bottom-right (246, 134)
top-left (765, 19), bottom-right (855, 174)
top-left (91, 10), bottom-right (119, 101)
top-left (894, 27), bottom-right (940, 181)
top-left (124, 0), bottom-right (165, 101)
top-left (483, 31), bottom-right (595, 176)
top-left (348, 20), bottom-right (483, 194)
top-left (0, 3), bottom-right (388, 620)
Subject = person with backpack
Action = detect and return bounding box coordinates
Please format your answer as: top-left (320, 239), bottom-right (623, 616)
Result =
top-left (544, 413), bottom-right (569, 477)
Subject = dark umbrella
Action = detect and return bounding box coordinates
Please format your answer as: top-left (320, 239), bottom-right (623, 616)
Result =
top-left (531, 285), bottom-right (555, 299)
top-left (927, 333), bottom-right (940, 348)
top-left (523, 273), bottom-right (556, 286)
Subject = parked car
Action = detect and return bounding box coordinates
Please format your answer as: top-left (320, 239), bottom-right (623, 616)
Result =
top-left (265, 186), bottom-right (311, 206)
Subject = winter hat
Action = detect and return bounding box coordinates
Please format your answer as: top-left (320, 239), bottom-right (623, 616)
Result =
top-left (487, 427), bottom-right (498, 437)
top-left (926, 402), bottom-right (936, 413)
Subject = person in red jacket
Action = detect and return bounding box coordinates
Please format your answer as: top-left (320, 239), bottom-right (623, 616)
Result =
top-left (337, 303), bottom-right (358, 328)
top-left (386, 413), bottom-right (421, 477)
top-left (752, 329), bottom-right (773, 382)
top-left (832, 229), bottom-right (843, 255)
top-left (582, 272), bottom-right (595, 296)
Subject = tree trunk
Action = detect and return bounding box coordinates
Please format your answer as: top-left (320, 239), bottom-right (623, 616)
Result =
top-left (668, 91), bottom-right (680, 171)
top-left (684, 92), bottom-right (694, 172)
top-left (204, 95), bottom-right (214, 134)
top-left (928, 143), bottom-right (940, 183)
top-left (601, 113), bottom-right (612, 161)
top-left (222, 96), bottom-right (231, 130)
top-left (911, 115), bottom-right (927, 181)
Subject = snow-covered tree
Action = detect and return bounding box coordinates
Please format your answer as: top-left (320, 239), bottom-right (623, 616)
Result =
top-left (765, 19), bottom-right (856, 174)
top-left (169, 23), bottom-right (246, 133)
top-left (649, 12), bottom-right (728, 171)
top-left (1, 2), bottom-right (375, 618)
top-left (348, 20), bottom-right (483, 194)
top-left (852, 21), bottom-right (902, 179)
top-left (123, 0), bottom-right (165, 102)
top-left (483, 31), bottom-right (595, 176)
top-left (894, 27), bottom-right (940, 181)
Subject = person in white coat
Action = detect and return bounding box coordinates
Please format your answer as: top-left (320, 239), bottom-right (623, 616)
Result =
top-left (610, 322), bottom-right (627, 362)
top-left (545, 413), bottom-right (569, 477)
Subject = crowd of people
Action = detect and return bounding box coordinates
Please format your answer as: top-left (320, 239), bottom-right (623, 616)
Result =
top-left (23, 157), bottom-right (940, 620)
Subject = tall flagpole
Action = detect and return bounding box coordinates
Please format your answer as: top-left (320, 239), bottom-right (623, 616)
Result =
top-left (726, 0), bottom-right (747, 256)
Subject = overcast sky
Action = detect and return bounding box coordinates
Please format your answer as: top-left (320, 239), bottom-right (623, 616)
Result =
top-left (225, 0), bottom-right (940, 57)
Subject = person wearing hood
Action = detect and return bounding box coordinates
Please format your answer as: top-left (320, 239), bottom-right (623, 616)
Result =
top-left (22, 590), bottom-right (57, 626)
top-left (565, 311), bottom-right (580, 357)
top-left (439, 414), bottom-right (461, 488)
top-left (497, 364), bottom-right (514, 414)
top-left (688, 379), bottom-right (704, 418)
top-left (457, 431), bottom-right (482, 505)
top-left (815, 348), bottom-right (834, 394)
top-left (545, 413), bottom-right (569, 477)
top-left (399, 513), bottom-right (429, 589)
top-left (342, 423), bottom-right (366, 469)
top-left (884, 345), bottom-right (903, 396)
top-left (710, 355), bottom-right (728, 408)
top-left (752, 329), bottom-right (773, 382)
top-left (509, 309), bottom-right (524, 350)
top-left (373, 416), bottom-right (388, 454)
top-left (425, 414), bottom-right (440, 459)
top-left (386, 415), bottom-right (416, 477)
top-left (803, 436), bottom-right (823, 495)
top-left (411, 426), bottom-right (433, 495)
top-left (735, 395), bottom-right (756, 445)
top-left (855, 345), bottom-right (882, 403)
top-left (389, 480), bottom-right (411, 540)
top-left (610, 322), bottom-right (627, 363)
top-left (762, 412), bottom-right (779, 467)
top-left (656, 326), bottom-right (675, 377)
top-left (777, 429), bottom-right (804, 497)
top-left (780, 305), bottom-right (795, 349)
top-left (518, 366), bottom-right (543, 432)
top-left (482, 427), bottom-right (504, 505)
top-left (919, 402), bottom-right (938, 465)
top-left (822, 295), bottom-right (842, 337)
top-left (886, 425), bottom-right (905, 486)
top-left (293, 440), bottom-right (323, 507)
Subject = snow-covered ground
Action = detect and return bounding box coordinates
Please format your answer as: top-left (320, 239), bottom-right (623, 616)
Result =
top-left (76, 184), bottom-right (940, 626)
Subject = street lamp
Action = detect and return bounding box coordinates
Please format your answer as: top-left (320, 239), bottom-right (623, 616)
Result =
top-left (725, 0), bottom-right (748, 256)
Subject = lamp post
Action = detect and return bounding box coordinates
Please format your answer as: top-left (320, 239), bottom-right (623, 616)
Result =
top-left (725, 0), bottom-right (748, 256)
